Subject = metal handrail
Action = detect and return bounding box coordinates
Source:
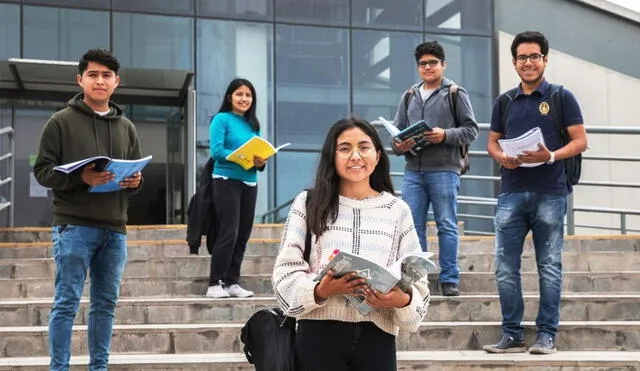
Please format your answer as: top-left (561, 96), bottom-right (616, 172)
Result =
top-left (0, 126), bottom-right (14, 227)
top-left (260, 123), bottom-right (640, 234)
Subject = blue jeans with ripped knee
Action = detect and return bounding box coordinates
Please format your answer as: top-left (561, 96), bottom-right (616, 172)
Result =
top-left (493, 192), bottom-right (566, 340)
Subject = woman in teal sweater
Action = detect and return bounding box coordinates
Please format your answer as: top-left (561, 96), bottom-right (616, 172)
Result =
top-left (206, 78), bottom-right (267, 298)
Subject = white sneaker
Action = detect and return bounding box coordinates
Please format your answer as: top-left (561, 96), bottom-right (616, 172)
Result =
top-left (225, 284), bottom-right (254, 298)
top-left (206, 284), bottom-right (230, 298)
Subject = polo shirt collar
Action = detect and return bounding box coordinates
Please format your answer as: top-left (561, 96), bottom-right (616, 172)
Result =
top-left (515, 78), bottom-right (550, 98)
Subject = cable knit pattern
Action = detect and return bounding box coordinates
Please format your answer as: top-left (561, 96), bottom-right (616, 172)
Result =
top-left (272, 191), bottom-right (430, 335)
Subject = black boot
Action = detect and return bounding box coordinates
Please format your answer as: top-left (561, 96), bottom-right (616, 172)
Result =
top-left (441, 282), bottom-right (460, 296)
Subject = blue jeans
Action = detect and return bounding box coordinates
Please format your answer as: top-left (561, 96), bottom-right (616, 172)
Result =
top-left (494, 192), bottom-right (567, 340)
top-left (402, 170), bottom-right (460, 285)
top-left (49, 225), bottom-right (127, 371)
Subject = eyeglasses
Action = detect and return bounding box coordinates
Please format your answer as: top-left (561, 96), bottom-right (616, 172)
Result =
top-left (336, 145), bottom-right (376, 159)
top-left (515, 53), bottom-right (544, 64)
top-left (418, 59), bottom-right (441, 69)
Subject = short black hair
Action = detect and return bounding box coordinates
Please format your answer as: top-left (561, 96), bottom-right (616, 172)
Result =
top-left (510, 31), bottom-right (549, 58)
top-left (414, 41), bottom-right (445, 63)
top-left (78, 49), bottom-right (120, 75)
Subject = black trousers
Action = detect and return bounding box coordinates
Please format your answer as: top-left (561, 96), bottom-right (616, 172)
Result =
top-left (208, 178), bottom-right (257, 286)
top-left (295, 320), bottom-right (397, 371)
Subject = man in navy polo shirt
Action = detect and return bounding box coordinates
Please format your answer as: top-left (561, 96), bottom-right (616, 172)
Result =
top-left (483, 31), bottom-right (588, 355)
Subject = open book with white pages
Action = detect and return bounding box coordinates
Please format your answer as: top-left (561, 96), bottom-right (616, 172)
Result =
top-left (498, 127), bottom-right (546, 167)
top-left (315, 250), bottom-right (437, 315)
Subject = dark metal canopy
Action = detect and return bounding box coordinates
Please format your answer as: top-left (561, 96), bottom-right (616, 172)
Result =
top-left (0, 58), bottom-right (193, 106)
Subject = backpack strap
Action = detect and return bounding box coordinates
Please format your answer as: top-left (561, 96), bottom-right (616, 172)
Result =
top-left (303, 190), bottom-right (313, 263)
top-left (498, 88), bottom-right (518, 130)
top-left (548, 84), bottom-right (567, 142)
top-left (403, 88), bottom-right (414, 120)
top-left (447, 84), bottom-right (459, 126)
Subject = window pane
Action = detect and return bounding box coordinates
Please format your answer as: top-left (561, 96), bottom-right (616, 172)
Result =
top-left (196, 19), bottom-right (272, 145)
top-left (352, 30), bottom-right (422, 127)
top-left (23, 6), bottom-right (109, 61)
top-left (352, 0), bottom-right (422, 31)
top-left (22, 0), bottom-right (109, 9)
top-left (275, 0), bottom-right (348, 26)
top-left (196, 19), bottom-right (273, 217)
top-left (425, 0), bottom-right (492, 35)
top-left (0, 4), bottom-right (20, 59)
top-left (197, 0), bottom-right (272, 21)
top-left (425, 34), bottom-right (492, 126)
top-left (275, 151), bottom-right (319, 208)
top-left (112, 0), bottom-right (195, 16)
top-left (113, 13), bottom-right (194, 70)
top-left (276, 25), bottom-right (349, 148)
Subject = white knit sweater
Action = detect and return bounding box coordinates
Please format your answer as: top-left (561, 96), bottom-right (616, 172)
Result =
top-left (272, 191), bottom-right (430, 335)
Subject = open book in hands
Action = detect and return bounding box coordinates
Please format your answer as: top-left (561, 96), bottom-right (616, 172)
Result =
top-left (53, 155), bottom-right (152, 193)
top-left (225, 136), bottom-right (291, 170)
top-left (315, 249), bottom-right (437, 315)
top-left (377, 116), bottom-right (433, 155)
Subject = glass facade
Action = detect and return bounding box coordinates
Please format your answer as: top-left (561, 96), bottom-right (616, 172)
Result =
top-left (0, 0), bottom-right (494, 226)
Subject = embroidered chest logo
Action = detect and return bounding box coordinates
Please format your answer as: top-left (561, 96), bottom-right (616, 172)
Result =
top-left (539, 101), bottom-right (550, 116)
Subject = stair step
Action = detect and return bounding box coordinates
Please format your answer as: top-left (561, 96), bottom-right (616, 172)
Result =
top-left (0, 351), bottom-right (639, 370)
top-left (1, 321), bottom-right (639, 357)
top-left (1, 294), bottom-right (638, 327)
top-left (0, 225), bottom-right (284, 243)
top-left (2, 250), bottom-right (639, 279)
top-left (3, 271), bottom-right (639, 299)
top-left (1, 351), bottom-right (637, 370)
top-left (1, 235), bottom-right (639, 260)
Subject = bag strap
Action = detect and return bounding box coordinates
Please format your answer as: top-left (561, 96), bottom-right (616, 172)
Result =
top-left (499, 88), bottom-right (518, 130)
top-left (447, 84), bottom-right (459, 127)
top-left (403, 88), bottom-right (414, 120)
top-left (303, 190), bottom-right (313, 263)
top-left (548, 84), bottom-right (567, 143)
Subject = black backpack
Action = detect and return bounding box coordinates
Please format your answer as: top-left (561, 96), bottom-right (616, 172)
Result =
top-left (498, 83), bottom-right (581, 185)
top-left (240, 191), bottom-right (313, 371)
top-left (403, 84), bottom-right (470, 174)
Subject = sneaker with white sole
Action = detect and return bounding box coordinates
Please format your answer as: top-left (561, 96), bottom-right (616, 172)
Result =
top-left (225, 284), bottom-right (254, 298)
top-left (206, 284), bottom-right (230, 298)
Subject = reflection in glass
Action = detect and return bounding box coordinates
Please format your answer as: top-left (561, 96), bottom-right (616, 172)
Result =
top-left (196, 19), bottom-right (272, 146)
top-left (424, 34), bottom-right (492, 125)
top-left (352, 0), bottom-right (422, 31)
top-left (22, 0), bottom-right (109, 9)
top-left (196, 19), bottom-right (273, 217)
top-left (275, 0), bottom-right (348, 26)
top-left (114, 13), bottom-right (193, 70)
top-left (0, 4), bottom-right (20, 59)
top-left (352, 30), bottom-right (422, 124)
top-left (23, 6), bottom-right (109, 61)
top-left (112, 0), bottom-right (195, 15)
top-left (197, 0), bottom-right (272, 21)
top-left (425, 0), bottom-right (492, 35)
top-left (275, 25), bottom-right (349, 148)
top-left (275, 151), bottom-right (319, 210)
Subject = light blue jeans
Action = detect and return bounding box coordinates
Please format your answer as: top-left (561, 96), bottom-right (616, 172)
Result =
top-left (49, 225), bottom-right (127, 371)
top-left (494, 192), bottom-right (567, 339)
top-left (402, 170), bottom-right (460, 285)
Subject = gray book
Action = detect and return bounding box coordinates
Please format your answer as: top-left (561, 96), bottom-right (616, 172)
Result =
top-left (315, 250), bottom-right (436, 315)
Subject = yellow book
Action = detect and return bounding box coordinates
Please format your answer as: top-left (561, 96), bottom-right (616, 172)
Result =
top-left (226, 136), bottom-right (291, 170)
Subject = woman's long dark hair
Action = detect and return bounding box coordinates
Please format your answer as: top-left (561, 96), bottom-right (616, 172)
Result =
top-left (216, 78), bottom-right (260, 132)
top-left (307, 116), bottom-right (394, 237)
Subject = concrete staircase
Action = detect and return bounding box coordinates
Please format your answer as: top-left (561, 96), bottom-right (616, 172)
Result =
top-left (0, 225), bottom-right (639, 370)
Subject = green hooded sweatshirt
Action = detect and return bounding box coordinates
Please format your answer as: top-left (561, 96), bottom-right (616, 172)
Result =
top-left (34, 93), bottom-right (142, 233)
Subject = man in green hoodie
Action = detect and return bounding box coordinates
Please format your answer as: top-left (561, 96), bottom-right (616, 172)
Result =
top-left (34, 49), bottom-right (142, 371)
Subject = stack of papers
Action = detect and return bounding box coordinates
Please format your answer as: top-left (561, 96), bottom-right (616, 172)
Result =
top-left (498, 127), bottom-right (546, 168)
